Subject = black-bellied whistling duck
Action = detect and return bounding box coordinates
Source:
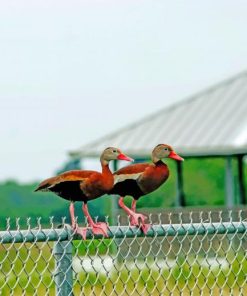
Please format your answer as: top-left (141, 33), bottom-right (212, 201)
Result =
top-left (35, 147), bottom-right (133, 239)
top-left (109, 144), bottom-right (184, 234)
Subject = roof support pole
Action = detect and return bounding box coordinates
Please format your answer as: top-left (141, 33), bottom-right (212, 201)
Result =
top-left (237, 155), bottom-right (246, 205)
top-left (225, 156), bottom-right (234, 207)
top-left (176, 161), bottom-right (186, 207)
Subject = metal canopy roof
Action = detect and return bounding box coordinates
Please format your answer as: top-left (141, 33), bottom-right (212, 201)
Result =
top-left (71, 71), bottom-right (247, 158)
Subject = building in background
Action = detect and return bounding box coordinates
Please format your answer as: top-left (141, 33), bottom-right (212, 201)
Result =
top-left (70, 71), bottom-right (247, 207)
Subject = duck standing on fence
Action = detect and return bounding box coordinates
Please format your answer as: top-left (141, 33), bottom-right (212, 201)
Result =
top-left (34, 147), bottom-right (133, 239)
top-left (109, 144), bottom-right (184, 234)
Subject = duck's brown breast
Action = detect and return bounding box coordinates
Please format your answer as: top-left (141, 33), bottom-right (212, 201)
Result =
top-left (138, 162), bottom-right (169, 194)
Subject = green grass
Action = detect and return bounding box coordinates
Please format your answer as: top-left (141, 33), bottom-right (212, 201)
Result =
top-left (73, 238), bottom-right (114, 256)
top-left (0, 241), bottom-right (247, 295)
top-left (0, 243), bottom-right (55, 295)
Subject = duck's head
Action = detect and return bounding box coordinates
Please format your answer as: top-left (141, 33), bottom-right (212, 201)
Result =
top-left (100, 147), bottom-right (134, 164)
top-left (152, 144), bottom-right (184, 163)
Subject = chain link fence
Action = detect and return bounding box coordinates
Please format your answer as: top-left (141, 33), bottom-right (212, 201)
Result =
top-left (0, 209), bottom-right (247, 295)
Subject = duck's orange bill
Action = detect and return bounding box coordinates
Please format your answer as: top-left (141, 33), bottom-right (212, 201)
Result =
top-left (169, 151), bottom-right (184, 161)
top-left (117, 153), bottom-right (134, 162)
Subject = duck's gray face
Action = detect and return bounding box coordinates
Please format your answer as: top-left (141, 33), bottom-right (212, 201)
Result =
top-left (152, 144), bottom-right (184, 161)
top-left (102, 147), bottom-right (134, 162)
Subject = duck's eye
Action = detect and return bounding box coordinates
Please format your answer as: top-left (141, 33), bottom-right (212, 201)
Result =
top-left (113, 149), bottom-right (117, 153)
top-left (164, 148), bottom-right (168, 151)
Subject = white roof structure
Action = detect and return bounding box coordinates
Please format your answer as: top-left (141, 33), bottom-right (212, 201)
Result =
top-left (71, 71), bottom-right (247, 158)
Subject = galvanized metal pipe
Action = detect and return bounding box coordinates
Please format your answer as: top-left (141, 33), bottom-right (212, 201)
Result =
top-left (1, 222), bottom-right (247, 244)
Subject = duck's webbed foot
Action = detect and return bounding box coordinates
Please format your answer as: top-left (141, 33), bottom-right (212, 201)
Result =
top-left (73, 225), bottom-right (88, 240)
top-left (90, 222), bottom-right (109, 237)
top-left (129, 212), bottom-right (151, 235)
top-left (82, 203), bottom-right (109, 238)
top-left (119, 197), bottom-right (151, 234)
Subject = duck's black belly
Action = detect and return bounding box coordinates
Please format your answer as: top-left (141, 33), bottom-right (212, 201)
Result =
top-left (110, 179), bottom-right (144, 200)
top-left (49, 181), bottom-right (87, 202)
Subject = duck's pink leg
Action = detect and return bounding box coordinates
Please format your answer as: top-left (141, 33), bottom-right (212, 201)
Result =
top-left (119, 197), bottom-right (150, 234)
top-left (69, 202), bottom-right (76, 229)
top-left (69, 202), bottom-right (88, 239)
top-left (131, 199), bottom-right (151, 234)
top-left (131, 199), bottom-right (137, 212)
top-left (82, 203), bottom-right (109, 238)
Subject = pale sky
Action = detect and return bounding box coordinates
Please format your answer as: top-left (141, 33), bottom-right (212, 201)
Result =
top-left (1, 0), bottom-right (247, 182)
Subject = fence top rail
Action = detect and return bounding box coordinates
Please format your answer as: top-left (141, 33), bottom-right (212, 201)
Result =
top-left (0, 221), bottom-right (247, 244)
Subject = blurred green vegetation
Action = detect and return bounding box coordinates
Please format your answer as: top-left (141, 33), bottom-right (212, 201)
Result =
top-left (0, 180), bottom-right (109, 229)
top-left (0, 157), bottom-right (245, 227)
top-left (117, 157), bottom-right (244, 209)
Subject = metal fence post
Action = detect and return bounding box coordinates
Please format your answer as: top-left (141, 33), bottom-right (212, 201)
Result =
top-left (54, 240), bottom-right (73, 296)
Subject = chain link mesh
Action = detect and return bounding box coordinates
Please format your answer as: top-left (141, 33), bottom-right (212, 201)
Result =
top-left (0, 209), bottom-right (247, 295)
